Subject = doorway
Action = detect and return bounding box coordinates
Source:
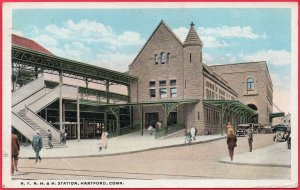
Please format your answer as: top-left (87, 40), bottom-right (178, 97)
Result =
top-left (145, 113), bottom-right (158, 129)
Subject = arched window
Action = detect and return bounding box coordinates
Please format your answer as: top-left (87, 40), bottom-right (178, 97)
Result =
top-left (155, 54), bottom-right (159, 64)
top-left (167, 53), bottom-right (171, 64)
top-left (161, 52), bottom-right (166, 64)
top-left (247, 78), bottom-right (254, 91)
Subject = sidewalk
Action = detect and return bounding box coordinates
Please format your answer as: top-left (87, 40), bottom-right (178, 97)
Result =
top-left (219, 141), bottom-right (291, 167)
top-left (19, 132), bottom-right (225, 159)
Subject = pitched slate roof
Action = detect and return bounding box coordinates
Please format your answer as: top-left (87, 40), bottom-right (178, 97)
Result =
top-left (12, 34), bottom-right (53, 55)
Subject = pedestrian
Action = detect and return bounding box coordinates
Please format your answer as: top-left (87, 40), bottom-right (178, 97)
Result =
top-left (99, 128), bottom-right (108, 151)
top-left (190, 127), bottom-right (197, 141)
top-left (32, 130), bottom-right (43, 164)
top-left (248, 127), bottom-right (254, 152)
top-left (48, 129), bottom-right (53, 148)
top-left (155, 121), bottom-right (162, 129)
top-left (60, 130), bottom-right (64, 144)
top-left (11, 131), bottom-right (20, 174)
top-left (63, 130), bottom-right (68, 145)
top-left (227, 128), bottom-right (237, 161)
top-left (226, 121), bottom-right (233, 135)
top-left (184, 129), bottom-right (192, 144)
top-left (147, 124), bottom-right (154, 135)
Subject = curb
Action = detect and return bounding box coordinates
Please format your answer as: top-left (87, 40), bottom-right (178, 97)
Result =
top-left (20, 136), bottom-right (226, 159)
top-left (218, 160), bottom-right (291, 168)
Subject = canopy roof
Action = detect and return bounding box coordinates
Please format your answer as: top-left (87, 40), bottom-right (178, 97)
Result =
top-left (203, 100), bottom-right (257, 115)
top-left (12, 45), bottom-right (137, 85)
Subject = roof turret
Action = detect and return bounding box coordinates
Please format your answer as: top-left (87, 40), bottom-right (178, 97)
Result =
top-left (183, 22), bottom-right (203, 47)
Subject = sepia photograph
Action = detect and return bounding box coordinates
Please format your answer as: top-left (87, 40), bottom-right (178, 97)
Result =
top-left (2, 2), bottom-right (298, 188)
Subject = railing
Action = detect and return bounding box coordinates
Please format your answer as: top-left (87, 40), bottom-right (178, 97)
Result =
top-left (12, 89), bottom-right (46, 113)
top-left (120, 126), bottom-right (132, 135)
top-left (155, 122), bottom-right (185, 139)
top-left (131, 123), bottom-right (141, 132)
top-left (12, 112), bottom-right (36, 142)
top-left (12, 76), bottom-right (45, 105)
top-left (26, 108), bottom-right (60, 141)
top-left (28, 85), bottom-right (78, 113)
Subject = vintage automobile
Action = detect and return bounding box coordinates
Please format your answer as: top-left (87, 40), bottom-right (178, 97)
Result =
top-left (261, 125), bottom-right (273, 134)
top-left (273, 125), bottom-right (288, 142)
top-left (236, 124), bottom-right (250, 137)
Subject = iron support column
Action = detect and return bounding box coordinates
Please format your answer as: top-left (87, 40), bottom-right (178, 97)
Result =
top-left (59, 85), bottom-right (63, 132)
top-left (104, 111), bottom-right (107, 130)
top-left (77, 88), bottom-right (80, 141)
top-left (106, 80), bottom-right (110, 104)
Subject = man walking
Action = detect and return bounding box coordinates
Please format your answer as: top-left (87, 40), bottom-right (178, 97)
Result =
top-left (248, 127), bottom-right (254, 152)
top-left (11, 130), bottom-right (20, 174)
top-left (48, 129), bottom-right (53, 148)
top-left (32, 130), bottom-right (43, 163)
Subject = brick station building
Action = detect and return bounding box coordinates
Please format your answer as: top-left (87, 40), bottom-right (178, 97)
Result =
top-left (11, 21), bottom-right (273, 140)
top-left (129, 21), bottom-right (273, 134)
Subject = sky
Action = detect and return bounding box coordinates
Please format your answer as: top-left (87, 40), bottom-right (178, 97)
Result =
top-left (12, 8), bottom-right (292, 114)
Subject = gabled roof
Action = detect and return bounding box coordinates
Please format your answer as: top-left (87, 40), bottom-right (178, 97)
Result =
top-left (130, 20), bottom-right (183, 66)
top-left (12, 34), bottom-right (53, 55)
top-left (184, 22), bottom-right (202, 47)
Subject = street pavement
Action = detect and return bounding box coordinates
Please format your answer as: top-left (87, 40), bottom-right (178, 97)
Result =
top-left (19, 131), bottom-right (291, 168)
top-left (220, 140), bottom-right (291, 167)
top-left (19, 131), bottom-right (225, 158)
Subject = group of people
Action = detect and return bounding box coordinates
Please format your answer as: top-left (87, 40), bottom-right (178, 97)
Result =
top-left (147, 121), bottom-right (162, 135)
top-left (184, 127), bottom-right (197, 144)
top-left (226, 122), bottom-right (254, 161)
top-left (12, 128), bottom-right (44, 174)
top-left (11, 126), bottom-right (110, 174)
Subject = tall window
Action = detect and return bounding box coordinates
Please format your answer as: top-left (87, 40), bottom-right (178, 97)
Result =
top-left (149, 81), bottom-right (156, 98)
top-left (155, 54), bottom-right (159, 64)
top-left (149, 89), bottom-right (156, 98)
top-left (170, 88), bottom-right (177, 98)
top-left (167, 53), bottom-right (171, 64)
top-left (160, 88), bottom-right (167, 98)
top-left (247, 78), bottom-right (254, 91)
top-left (189, 53), bottom-right (192, 62)
top-left (161, 52), bottom-right (166, 64)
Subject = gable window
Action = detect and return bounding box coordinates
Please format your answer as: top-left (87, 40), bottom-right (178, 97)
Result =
top-left (161, 52), bottom-right (166, 64)
top-left (247, 77), bottom-right (254, 91)
top-left (159, 80), bottom-right (166, 86)
top-left (167, 53), bottom-right (171, 64)
top-left (160, 88), bottom-right (167, 98)
top-left (155, 54), bottom-right (159, 64)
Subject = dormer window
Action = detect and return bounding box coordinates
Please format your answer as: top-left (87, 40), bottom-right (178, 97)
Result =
top-left (161, 52), bottom-right (166, 64)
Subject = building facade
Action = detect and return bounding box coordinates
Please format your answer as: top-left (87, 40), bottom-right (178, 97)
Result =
top-left (129, 21), bottom-right (272, 134)
top-left (210, 62), bottom-right (273, 125)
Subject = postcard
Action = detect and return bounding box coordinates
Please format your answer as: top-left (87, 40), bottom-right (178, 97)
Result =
top-left (2, 2), bottom-right (298, 188)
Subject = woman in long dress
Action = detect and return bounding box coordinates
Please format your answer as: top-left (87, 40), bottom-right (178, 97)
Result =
top-left (99, 130), bottom-right (108, 151)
